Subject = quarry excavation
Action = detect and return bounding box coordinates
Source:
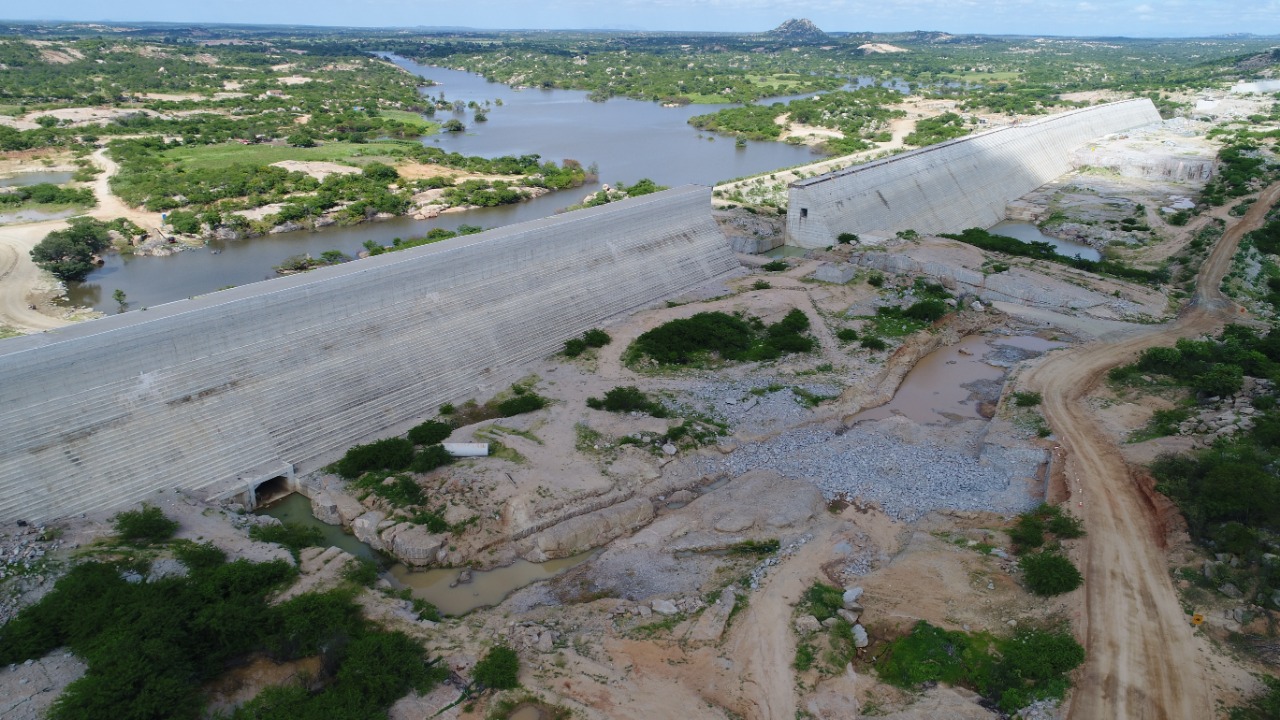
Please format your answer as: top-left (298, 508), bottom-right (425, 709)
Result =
top-left (3, 37), bottom-right (1280, 719)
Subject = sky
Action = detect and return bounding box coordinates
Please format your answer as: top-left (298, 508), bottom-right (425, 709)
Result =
top-left (4, 0), bottom-right (1279, 39)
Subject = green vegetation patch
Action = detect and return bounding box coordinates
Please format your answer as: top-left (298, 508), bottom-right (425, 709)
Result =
top-left (30, 216), bottom-right (112, 282)
top-left (587, 385), bottom-right (668, 416)
top-left (626, 309), bottom-right (814, 367)
top-left (1019, 552), bottom-right (1084, 596)
top-left (875, 621), bottom-right (1084, 714)
top-left (112, 503), bottom-right (179, 545)
top-left (0, 549), bottom-right (445, 720)
top-left (473, 645), bottom-right (521, 690)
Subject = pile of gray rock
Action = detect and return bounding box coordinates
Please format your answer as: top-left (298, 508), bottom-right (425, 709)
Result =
top-left (1176, 378), bottom-right (1272, 438)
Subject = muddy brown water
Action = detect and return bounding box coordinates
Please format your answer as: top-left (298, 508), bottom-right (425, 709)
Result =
top-left (391, 551), bottom-right (595, 616)
top-left (850, 335), bottom-right (1061, 425)
top-left (255, 493), bottom-right (378, 561)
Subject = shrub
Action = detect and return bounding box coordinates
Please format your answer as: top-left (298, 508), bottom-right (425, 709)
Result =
top-left (497, 393), bottom-right (548, 416)
top-left (112, 504), bottom-right (179, 544)
top-left (867, 272), bottom-right (885, 287)
top-left (411, 445), bottom-right (454, 474)
top-left (30, 217), bottom-right (112, 282)
top-left (752, 280), bottom-right (772, 290)
top-left (876, 621), bottom-right (988, 689)
top-left (836, 328), bottom-right (859, 343)
top-left (335, 438), bottom-right (415, 479)
top-left (800, 582), bottom-right (845, 622)
top-left (837, 232), bottom-right (859, 244)
top-left (860, 336), bottom-right (888, 351)
top-left (582, 328), bottom-right (611, 347)
top-left (343, 558), bottom-right (380, 587)
top-left (1019, 552), bottom-right (1083, 596)
top-left (438, 403), bottom-right (455, 415)
top-left (1047, 512), bottom-right (1085, 539)
top-left (1008, 512), bottom-right (1046, 550)
top-left (1013, 391), bottom-right (1043, 407)
top-left (473, 645), bottom-right (520, 689)
top-left (903, 299), bottom-right (948, 322)
top-left (761, 260), bottom-right (789, 271)
top-left (563, 337), bottom-right (588, 357)
top-left (172, 541), bottom-right (226, 571)
top-left (631, 311), bottom-right (755, 365)
top-left (408, 420), bottom-right (452, 446)
top-left (589, 385), bottom-right (664, 414)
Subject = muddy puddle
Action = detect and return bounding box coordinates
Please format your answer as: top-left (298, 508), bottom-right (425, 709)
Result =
top-left (850, 335), bottom-right (1061, 425)
top-left (989, 220), bottom-right (1101, 261)
top-left (0, 171), bottom-right (74, 187)
top-left (391, 552), bottom-right (595, 616)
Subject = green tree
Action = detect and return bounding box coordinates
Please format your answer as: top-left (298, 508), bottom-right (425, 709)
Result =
top-left (30, 218), bottom-right (111, 282)
top-left (112, 289), bottom-right (127, 311)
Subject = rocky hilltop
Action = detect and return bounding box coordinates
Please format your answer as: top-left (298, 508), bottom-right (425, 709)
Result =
top-left (767, 18), bottom-right (827, 41)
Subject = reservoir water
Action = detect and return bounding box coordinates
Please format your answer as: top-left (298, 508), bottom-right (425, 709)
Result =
top-left (65, 55), bottom-right (822, 311)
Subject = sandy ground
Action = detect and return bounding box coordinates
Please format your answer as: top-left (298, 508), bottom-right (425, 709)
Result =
top-left (0, 147), bottom-right (163, 332)
top-left (270, 160), bottom-right (361, 181)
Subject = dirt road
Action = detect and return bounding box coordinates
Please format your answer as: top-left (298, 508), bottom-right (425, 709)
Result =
top-left (1027, 183), bottom-right (1280, 720)
top-left (0, 148), bottom-right (163, 332)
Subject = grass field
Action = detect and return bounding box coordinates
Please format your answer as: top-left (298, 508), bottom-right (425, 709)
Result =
top-left (161, 140), bottom-right (420, 169)
top-left (381, 110), bottom-right (440, 133)
top-left (938, 70), bottom-right (1023, 83)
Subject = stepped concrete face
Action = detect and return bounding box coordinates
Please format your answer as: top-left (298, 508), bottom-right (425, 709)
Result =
top-left (785, 99), bottom-right (1163, 248)
top-left (0, 186), bottom-right (735, 522)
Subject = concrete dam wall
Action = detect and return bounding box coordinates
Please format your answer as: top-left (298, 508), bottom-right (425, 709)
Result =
top-left (0, 186), bottom-right (736, 523)
top-left (784, 99), bottom-right (1162, 248)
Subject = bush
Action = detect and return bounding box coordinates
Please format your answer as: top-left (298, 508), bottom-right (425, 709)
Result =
top-left (867, 272), bottom-right (885, 287)
top-left (113, 504), bottom-right (179, 544)
top-left (1008, 513), bottom-right (1045, 550)
top-left (497, 393), bottom-right (547, 416)
top-left (588, 385), bottom-right (664, 414)
top-left (408, 420), bottom-right (452, 446)
top-left (837, 232), bottom-right (859, 244)
top-left (334, 438), bottom-right (415, 479)
top-left (1019, 552), bottom-right (1083, 596)
top-left (761, 260), bottom-right (789, 271)
top-left (411, 445), bottom-right (454, 474)
top-left (1013, 391), bottom-right (1043, 407)
top-left (836, 328), bottom-right (859, 343)
top-left (800, 582), bottom-right (845, 622)
top-left (903, 299), bottom-right (948, 322)
top-left (860, 336), bottom-right (888, 351)
top-left (563, 337), bottom-right (588, 357)
top-left (582, 328), bottom-right (611, 347)
top-left (473, 645), bottom-right (520, 689)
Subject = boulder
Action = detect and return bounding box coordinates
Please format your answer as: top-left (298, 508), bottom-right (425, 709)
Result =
top-left (794, 615), bottom-right (822, 635)
top-left (837, 608), bottom-right (861, 625)
top-left (852, 623), bottom-right (869, 648)
top-left (381, 523), bottom-right (446, 566)
top-left (651, 599), bottom-right (679, 616)
top-left (352, 511), bottom-right (387, 552)
top-left (812, 263), bottom-right (857, 284)
top-left (1219, 582), bottom-right (1244, 599)
top-left (690, 587), bottom-right (737, 643)
top-left (310, 493), bottom-right (342, 525)
top-left (842, 587), bottom-right (864, 607)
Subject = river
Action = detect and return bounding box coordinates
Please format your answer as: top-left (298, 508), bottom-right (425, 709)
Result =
top-left (64, 56), bottom-right (823, 311)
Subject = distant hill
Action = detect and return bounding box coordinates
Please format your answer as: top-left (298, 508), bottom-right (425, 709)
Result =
top-left (767, 18), bottom-right (827, 41)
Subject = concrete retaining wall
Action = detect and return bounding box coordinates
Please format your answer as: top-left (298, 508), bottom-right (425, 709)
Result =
top-left (0, 186), bottom-right (735, 522)
top-left (784, 99), bottom-right (1162, 248)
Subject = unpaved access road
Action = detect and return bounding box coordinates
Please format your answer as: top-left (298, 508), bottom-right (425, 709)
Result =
top-left (1027, 183), bottom-right (1280, 720)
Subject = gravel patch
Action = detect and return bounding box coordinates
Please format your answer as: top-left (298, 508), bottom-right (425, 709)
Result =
top-left (700, 419), bottom-right (1044, 521)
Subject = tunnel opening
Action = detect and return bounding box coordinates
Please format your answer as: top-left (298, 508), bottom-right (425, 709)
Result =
top-left (252, 475), bottom-right (292, 508)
